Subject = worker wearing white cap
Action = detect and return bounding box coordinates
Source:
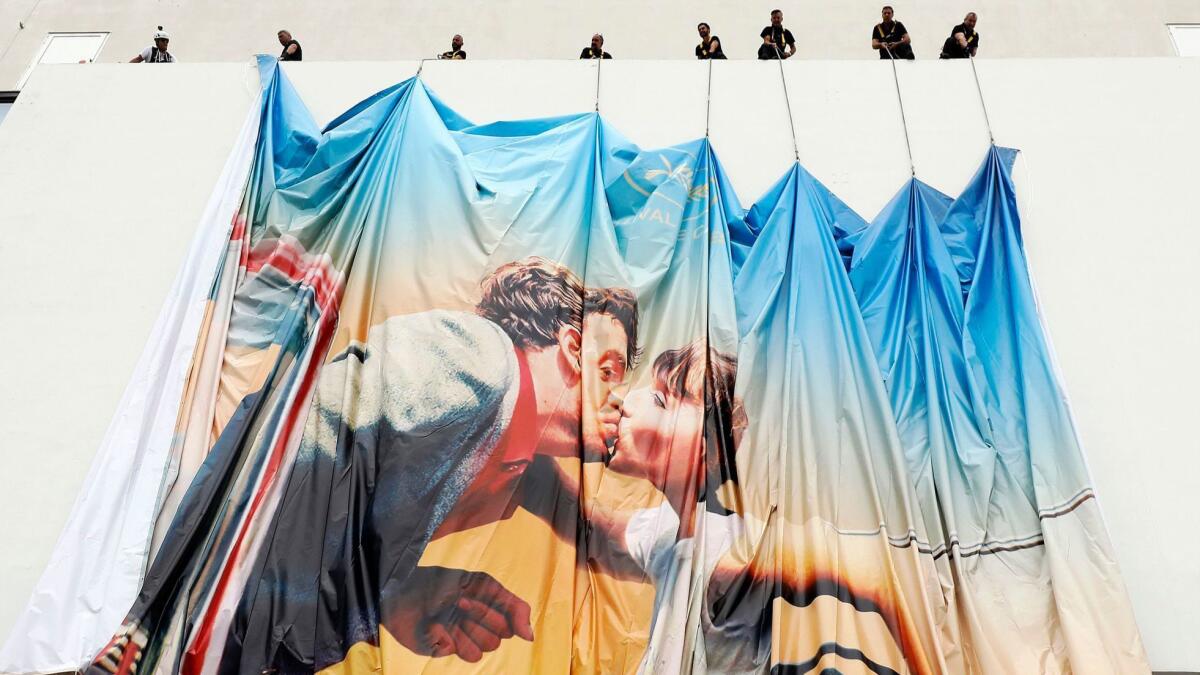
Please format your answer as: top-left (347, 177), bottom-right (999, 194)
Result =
top-left (130, 26), bottom-right (177, 63)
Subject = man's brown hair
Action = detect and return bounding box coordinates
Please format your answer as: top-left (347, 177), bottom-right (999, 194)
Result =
top-left (477, 257), bottom-right (639, 365)
top-left (584, 286), bottom-right (641, 369)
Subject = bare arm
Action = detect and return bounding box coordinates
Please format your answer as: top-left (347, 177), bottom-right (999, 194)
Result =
top-left (872, 38), bottom-right (884, 50)
top-left (286, 43), bottom-right (299, 56)
top-left (900, 33), bottom-right (911, 45)
top-left (129, 55), bottom-right (144, 63)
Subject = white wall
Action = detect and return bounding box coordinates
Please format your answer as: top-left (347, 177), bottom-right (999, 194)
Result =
top-left (0, 58), bottom-right (1197, 671)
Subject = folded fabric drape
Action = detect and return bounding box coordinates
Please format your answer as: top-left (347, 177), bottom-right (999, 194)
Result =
top-left (3, 56), bottom-right (1147, 675)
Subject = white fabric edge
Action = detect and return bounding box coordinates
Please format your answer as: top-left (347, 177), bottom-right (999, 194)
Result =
top-left (0, 82), bottom-right (263, 675)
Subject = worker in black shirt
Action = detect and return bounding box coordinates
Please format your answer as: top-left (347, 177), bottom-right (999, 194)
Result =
top-left (872, 6), bottom-right (914, 59)
top-left (439, 34), bottom-right (467, 60)
top-left (940, 13), bottom-right (980, 58)
top-left (696, 22), bottom-right (726, 59)
top-left (580, 33), bottom-right (612, 59)
top-left (758, 9), bottom-right (796, 60)
top-left (277, 30), bottom-right (302, 61)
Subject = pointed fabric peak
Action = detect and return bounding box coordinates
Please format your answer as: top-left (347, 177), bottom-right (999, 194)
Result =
top-left (727, 162), bottom-right (945, 674)
top-left (938, 145), bottom-right (1018, 298)
top-left (850, 174), bottom-right (1063, 672)
top-left (850, 177), bottom-right (998, 551)
top-left (954, 147), bottom-right (1148, 671)
top-left (254, 57), bottom-right (320, 181)
top-left (732, 164), bottom-right (869, 338)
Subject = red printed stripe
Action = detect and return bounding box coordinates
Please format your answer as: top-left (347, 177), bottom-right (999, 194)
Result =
top-left (246, 236), bottom-right (344, 314)
top-left (229, 213), bottom-right (247, 243)
top-left (182, 307), bottom-right (340, 673)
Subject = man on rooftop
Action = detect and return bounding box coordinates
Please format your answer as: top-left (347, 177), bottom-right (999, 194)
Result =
top-left (439, 34), bottom-right (467, 60)
top-left (872, 6), bottom-right (914, 59)
top-left (758, 9), bottom-right (796, 60)
top-left (277, 30), bottom-right (302, 61)
top-left (130, 26), bottom-right (176, 63)
top-left (940, 12), bottom-right (980, 58)
top-left (696, 22), bottom-right (726, 59)
top-left (580, 33), bottom-right (613, 59)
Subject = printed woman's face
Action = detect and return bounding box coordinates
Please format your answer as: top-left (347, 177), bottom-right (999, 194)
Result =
top-left (610, 383), bottom-right (704, 488)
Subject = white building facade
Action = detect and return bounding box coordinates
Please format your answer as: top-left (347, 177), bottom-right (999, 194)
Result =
top-left (1, 2), bottom-right (1199, 674)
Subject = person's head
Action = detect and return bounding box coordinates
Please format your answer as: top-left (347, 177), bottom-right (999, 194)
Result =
top-left (697, 22), bottom-right (711, 39)
top-left (452, 34), bottom-right (464, 50)
top-left (770, 9), bottom-right (783, 26)
top-left (591, 33), bottom-right (604, 50)
top-left (881, 6), bottom-right (894, 22)
top-left (153, 26), bottom-right (169, 51)
top-left (610, 343), bottom-right (741, 503)
top-left (476, 258), bottom-right (639, 460)
top-left (964, 12), bottom-right (977, 29)
top-left (277, 29), bottom-right (291, 46)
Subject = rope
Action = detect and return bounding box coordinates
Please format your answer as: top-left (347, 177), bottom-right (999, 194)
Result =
top-left (771, 42), bottom-right (800, 162)
top-left (967, 53), bottom-right (995, 144)
top-left (704, 59), bottom-right (713, 137)
top-left (884, 46), bottom-right (916, 177)
top-left (243, 56), bottom-right (261, 97)
top-left (415, 57), bottom-right (430, 78)
top-left (594, 55), bottom-right (602, 112)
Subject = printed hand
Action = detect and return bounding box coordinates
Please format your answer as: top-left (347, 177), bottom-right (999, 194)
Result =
top-left (384, 566), bottom-right (534, 662)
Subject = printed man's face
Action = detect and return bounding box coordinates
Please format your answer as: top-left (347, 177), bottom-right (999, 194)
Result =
top-left (579, 312), bottom-right (630, 459)
top-left (442, 311), bottom-right (629, 531)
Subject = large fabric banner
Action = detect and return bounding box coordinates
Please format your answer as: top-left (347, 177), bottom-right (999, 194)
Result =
top-left (1, 58), bottom-right (1148, 674)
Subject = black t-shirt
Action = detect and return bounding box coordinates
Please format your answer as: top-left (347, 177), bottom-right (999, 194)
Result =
top-left (280, 39), bottom-right (302, 61)
top-left (579, 47), bottom-right (612, 59)
top-left (440, 49), bottom-right (467, 60)
top-left (940, 24), bottom-right (979, 58)
top-left (873, 21), bottom-right (913, 59)
top-left (760, 25), bottom-right (795, 47)
top-left (696, 36), bottom-right (726, 59)
top-left (758, 26), bottom-right (795, 59)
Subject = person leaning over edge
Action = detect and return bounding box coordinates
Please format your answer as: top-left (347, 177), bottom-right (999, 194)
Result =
top-left (130, 26), bottom-right (176, 63)
top-left (580, 33), bottom-right (613, 59)
top-left (277, 30), bottom-right (302, 61)
top-left (940, 12), bottom-right (980, 58)
top-left (758, 9), bottom-right (796, 60)
top-left (439, 34), bottom-right (467, 60)
top-left (872, 6), bottom-right (914, 59)
top-left (696, 22), bottom-right (726, 59)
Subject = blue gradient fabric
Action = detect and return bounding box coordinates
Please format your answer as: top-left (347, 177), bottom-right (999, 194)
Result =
top-left (2, 58), bottom-right (1147, 675)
